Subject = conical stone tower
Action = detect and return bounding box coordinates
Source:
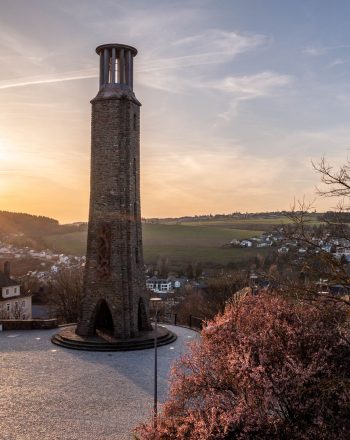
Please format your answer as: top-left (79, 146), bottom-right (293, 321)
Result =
top-left (76, 43), bottom-right (152, 339)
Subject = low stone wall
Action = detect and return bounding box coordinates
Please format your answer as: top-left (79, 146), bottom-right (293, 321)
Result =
top-left (0, 319), bottom-right (58, 331)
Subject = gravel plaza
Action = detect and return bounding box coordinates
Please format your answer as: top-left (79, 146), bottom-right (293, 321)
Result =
top-left (0, 325), bottom-right (198, 440)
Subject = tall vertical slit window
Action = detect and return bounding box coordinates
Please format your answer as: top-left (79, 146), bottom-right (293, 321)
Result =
top-left (133, 158), bottom-right (137, 186)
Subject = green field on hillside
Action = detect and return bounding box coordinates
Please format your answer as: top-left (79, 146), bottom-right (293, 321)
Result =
top-left (143, 224), bottom-right (262, 246)
top-left (45, 222), bottom-right (268, 265)
top-left (45, 214), bottom-right (325, 266)
top-left (46, 231), bottom-right (87, 256)
top-left (143, 224), bottom-right (265, 265)
top-left (180, 215), bottom-right (322, 231)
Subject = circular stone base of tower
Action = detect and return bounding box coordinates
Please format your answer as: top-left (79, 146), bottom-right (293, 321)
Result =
top-left (51, 324), bottom-right (177, 352)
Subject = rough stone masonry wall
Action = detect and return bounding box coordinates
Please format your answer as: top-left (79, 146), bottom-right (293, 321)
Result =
top-left (76, 93), bottom-right (151, 339)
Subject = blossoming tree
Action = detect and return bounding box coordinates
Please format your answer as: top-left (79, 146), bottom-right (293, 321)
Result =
top-left (136, 293), bottom-right (350, 439)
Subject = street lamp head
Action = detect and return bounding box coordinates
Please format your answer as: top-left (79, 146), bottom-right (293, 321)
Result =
top-left (150, 297), bottom-right (162, 302)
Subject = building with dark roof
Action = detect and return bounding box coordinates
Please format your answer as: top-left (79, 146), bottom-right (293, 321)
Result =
top-left (0, 262), bottom-right (32, 320)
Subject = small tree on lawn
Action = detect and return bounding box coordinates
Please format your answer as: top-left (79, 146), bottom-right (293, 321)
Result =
top-left (136, 292), bottom-right (350, 439)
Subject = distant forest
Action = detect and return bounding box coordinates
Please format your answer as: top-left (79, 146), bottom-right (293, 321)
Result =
top-left (320, 211), bottom-right (350, 223)
top-left (144, 210), bottom-right (319, 223)
top-left (0, 211), bottom-right (86, 248)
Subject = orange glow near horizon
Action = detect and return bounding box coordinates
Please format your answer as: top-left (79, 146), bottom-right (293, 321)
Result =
top-left (0, 3), bottom-right (347, 223)
top-left (0, 118), bottom-right (337, 224)
top-left (0, 133), bottom-right (334, 225)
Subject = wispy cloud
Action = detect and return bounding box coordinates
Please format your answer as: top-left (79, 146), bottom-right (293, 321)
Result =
top-left (137, 29), bottom-right (268, 92)
top-left (138, 31), bottom-right (267, 73)
top-left (303, 47), bottom-right (327, 56)
top-left (213, 71), bottom-right (292, 100)
top-left (0, 69), bottom-right (97, 90)
top-left (209, 71), bottom-right (293, 122)
top-left (172, 29), bottom-right (268, 57)
top-left (303, 44), bottom-right (350, 56)
top-left (0, 22), bottom-right (50, 84)
top-left (327, 58), bottom-right (345, 68)
top-left (0, 30), bottom-right (267, 91)
top-left (0, 24), bottom-right (44, 62)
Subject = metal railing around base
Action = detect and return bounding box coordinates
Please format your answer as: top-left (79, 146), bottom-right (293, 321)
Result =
top-left (156, 313), bottom-right (204, 332)
top-left (188, 314), bottom-right (204, 330)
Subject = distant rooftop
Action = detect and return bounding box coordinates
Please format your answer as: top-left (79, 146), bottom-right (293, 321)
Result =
top-left (0, 271), bottom-right (18, 288)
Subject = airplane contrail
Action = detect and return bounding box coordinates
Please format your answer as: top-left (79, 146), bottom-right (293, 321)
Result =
top-left (0, 50), bottom-right (236, 90)
top-left (0, 70), bottom-right (98, 90)
top-left (0, 49), bottom-right (246, 91)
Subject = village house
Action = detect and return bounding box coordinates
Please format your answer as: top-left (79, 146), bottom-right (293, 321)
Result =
top-left (321, 243), bottom-right (333, 253)
top-left (257, 242), bottom-right (272, 248)
top-left (0, 262), bottom-right (32, 320)
top-left (240, 240), bottom-right (253, 248)
top-left (146, 277), bottom-right (173, 296)
top-left (278, 246), bottom-right (289, 254)
top-left (230, 239), bottom-right (240, 246)
top-left (167, 276), bottom-right (188, 289)
top-left (334, 246), bottom-right (350, 261)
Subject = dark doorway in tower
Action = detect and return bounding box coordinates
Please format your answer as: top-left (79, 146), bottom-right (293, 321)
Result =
top-left (138, 297), bottom-right (148, 331)
top-left (94, 300), bottom-right (114, 335)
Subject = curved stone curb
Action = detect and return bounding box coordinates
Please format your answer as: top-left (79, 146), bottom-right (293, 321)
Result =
top-left (51, 324), bottom-right (177, 352)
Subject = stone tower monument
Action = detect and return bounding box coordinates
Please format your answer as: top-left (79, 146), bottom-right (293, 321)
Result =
top-left (76, 43), bottom-right (151, 339)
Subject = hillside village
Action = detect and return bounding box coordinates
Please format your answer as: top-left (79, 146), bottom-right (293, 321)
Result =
top-left (224, 228), bottom-right (350, 260)
top-left (1, 222), bottom-right (350, 309)
top-left (1, 210), bottom-right (350, 320)
top-left (0, 241), bottom-right (85, 282)
top-left (2, 211), bottom-right (350, 283)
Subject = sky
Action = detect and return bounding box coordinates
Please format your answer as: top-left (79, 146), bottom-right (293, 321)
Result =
top-left (1, 0), bottom-right (350, 223)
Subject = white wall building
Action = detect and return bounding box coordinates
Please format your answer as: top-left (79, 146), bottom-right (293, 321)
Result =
top-left (0, 262), bottom-right (32, 320)
top-left (146, 277), bottom-right (173, 295)
top-left (240, 240), bottom-right (253, 248)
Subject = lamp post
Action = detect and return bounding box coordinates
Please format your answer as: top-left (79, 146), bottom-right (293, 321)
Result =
top-left (150, 297), bottom-right (162, 429)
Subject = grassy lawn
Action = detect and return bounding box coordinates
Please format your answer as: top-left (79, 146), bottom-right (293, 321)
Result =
top-left (45, 231), bottom-right (87, 256)
top-left (45, 222), bottom-right (268, 265)
top-left (142, 223), bottom-right (262, 246)
top-left (142, 223), bottom-right (266, 265)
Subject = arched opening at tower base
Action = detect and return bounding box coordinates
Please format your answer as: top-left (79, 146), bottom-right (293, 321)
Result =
top-left (138, 297), bottom-right (149, 332)
top-left (94, 300), bottom-right (114, 335)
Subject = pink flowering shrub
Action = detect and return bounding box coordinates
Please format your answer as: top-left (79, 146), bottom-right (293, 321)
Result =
top-left (136, 293), bottom-right (350, 439)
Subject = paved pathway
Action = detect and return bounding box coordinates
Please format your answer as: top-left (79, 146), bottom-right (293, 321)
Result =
top-left (0, 325), bottom-right (198, 440)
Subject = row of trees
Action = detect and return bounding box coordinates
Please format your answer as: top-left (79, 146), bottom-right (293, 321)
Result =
top-left (149, 257), bottom-right (204, 280)
top-left (174, 272), bottom-right (249, 325)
